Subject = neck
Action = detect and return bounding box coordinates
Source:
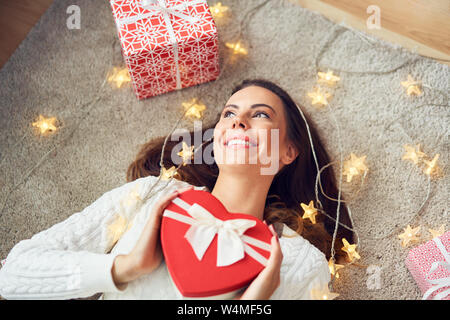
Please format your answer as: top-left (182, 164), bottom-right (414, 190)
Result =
top-left (210, 170), bottom-right (273, 221)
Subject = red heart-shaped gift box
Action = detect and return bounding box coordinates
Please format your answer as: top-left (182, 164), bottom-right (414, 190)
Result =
top-left (160, 189), bottom-right (273, 298)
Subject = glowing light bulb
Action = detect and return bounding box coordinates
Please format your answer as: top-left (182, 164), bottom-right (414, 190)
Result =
top-left (423, 154), bottom-right (440, 176)
top-left (402, 144), bottom-right (426, 165)
top-left (328, 258), bottom-right (344, 279)
top-left (32, 115), bottom-right (58, 135)
top-left (341, 238), bottom-right (360, 261)
top-left (307, 87), bottom-right (331, 107)
top-left (177, 141), bottom-right (195, 165)
top-left (182, 98), bottom-right (206, 119)
top-left (225, 41), bottom-right (248, 55)
top-left (161, 166), bottom-right (178, 180)
top-left (401, 75), bottom-right (422, 96)
top-left (343, 153), bottom-right (368, 182)
top-left (209, 2), bottom-right (229, 19)
top-left (428, 225), bottom-right (446, 238)
top-left (310, 283), bottom-right (339, 300)
top-left (317, 70), bottom-right (340, 86)
top-left (300, 200), bottom-right (318, 224)
top-left (107, 67), bottom-right (131, 88)
top-left (398, 225), bottom-right (421, 247)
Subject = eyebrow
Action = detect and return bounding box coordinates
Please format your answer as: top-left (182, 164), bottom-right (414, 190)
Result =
top-left (222, 103), bottom-right (277, 115)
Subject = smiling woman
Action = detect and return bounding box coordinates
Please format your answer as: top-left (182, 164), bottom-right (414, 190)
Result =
top-left (127, 78), bottom-right (355, 262)
top-left (0, 78), bottom-right (354, 300)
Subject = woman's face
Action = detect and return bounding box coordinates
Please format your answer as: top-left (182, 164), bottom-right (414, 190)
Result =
top-left (213, 85), bottom-right (298, 176)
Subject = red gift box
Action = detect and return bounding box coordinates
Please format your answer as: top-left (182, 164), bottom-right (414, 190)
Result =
top-left (405, 231), bottom-right (450, 300)
top-left (161, 189), bottom-right (273, 299)
top-left (109, 0), bottom-right (220, 99)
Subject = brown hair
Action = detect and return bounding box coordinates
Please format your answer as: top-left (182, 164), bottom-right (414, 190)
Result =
top-left (127, 79), bottom-right (354, 261)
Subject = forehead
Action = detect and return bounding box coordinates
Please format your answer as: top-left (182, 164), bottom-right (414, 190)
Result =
top-left (226, 85), bottom-right (284, 112)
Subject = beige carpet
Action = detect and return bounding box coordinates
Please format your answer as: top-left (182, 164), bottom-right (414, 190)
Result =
top-left (0, 0), bottom-right (448, 300)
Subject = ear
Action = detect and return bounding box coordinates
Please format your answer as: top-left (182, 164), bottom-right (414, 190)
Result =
top-left (280, 142), bottom-right (299, 166)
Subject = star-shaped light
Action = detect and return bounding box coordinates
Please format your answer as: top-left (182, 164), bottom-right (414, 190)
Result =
top-left (120, 183), bottom-right (144, 218)
top-left (107, 67), bottom-right (131, 88)
top-left (300, 200), bottom-right (318, 224)
top-left (182, 98), bottom-right (206, 119)
top-left (401, 75), bottom-right (422, 96)
top-left (32, 115), bottom-right (59, 135)
top-left (225, 41), bottom-right (248, 55)
top-left (428, 224), bottom-right (446, 239)
top-left (328, 258), bottom-right (345, 279)
top-left (398, 225), bottom-right (421, 247)
top-left (343, 153), bottom-right (368, 182)
top-left (317, 70), bottom-right (340, 86)
top-left (161, 166), bottom-right (178, 181)
top-left (108, 214), bottom-right (132, 245)
top-left (310, 283), bottom-right (339, 300)
top-left (177, 141), bottom-right (195, 166)
top-left (402, 144), bottom-right (426, 165)
top-left (423, 154), bottom-right (440, 176)
top-left (209, 2), bottom-right (229, 19)
top-left (307, 87), bottom-right (331, 107)
top-left (341, 238), bottom-right (360, 261)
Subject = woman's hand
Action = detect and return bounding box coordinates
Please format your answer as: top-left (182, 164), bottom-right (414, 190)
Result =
top-left (112, 185), bottom-right (194, 289)
top-left (237, 222), bottom-right (283, 300)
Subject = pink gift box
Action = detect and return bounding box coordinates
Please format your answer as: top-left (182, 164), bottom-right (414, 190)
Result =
top-left (109, 0), bottom-right (220, 99)
top-left (405, 231), bottom-right (450, 300)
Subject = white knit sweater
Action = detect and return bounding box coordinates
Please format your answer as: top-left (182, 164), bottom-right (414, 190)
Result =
top-left (0, 175), bottom-right (330, 300)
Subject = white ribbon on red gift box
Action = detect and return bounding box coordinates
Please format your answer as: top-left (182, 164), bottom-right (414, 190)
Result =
top-left (422, 236), bottom-right (450, 300)
top-left (163, 196), bottom-right (272, 267)
top-left (115, 0), bottom-right (206, 90)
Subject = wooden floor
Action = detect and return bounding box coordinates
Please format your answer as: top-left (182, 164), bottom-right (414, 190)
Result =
top-left (290, 0), bottom-right (450, 65)
top-left (0, 0), bottom-right (54, 68)
top-left (0, 0), bottom-right (449, 68)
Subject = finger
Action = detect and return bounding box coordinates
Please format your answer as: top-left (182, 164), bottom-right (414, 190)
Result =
top-left (177, 186), bottom-right (194, 193)
top-left (268, 224), bottom-right (277, 237)
top-left (266, 235), bottom-right (283, 271)
top-left (153, 186), bottom-right (195, 217)
top-left (150, 185), bottom-right (195, 226)
top-left (155, 191), bottom-right (179, 210)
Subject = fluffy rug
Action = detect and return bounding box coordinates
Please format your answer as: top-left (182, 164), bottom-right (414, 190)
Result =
top-left (0, 0), bottom-right (448, 300)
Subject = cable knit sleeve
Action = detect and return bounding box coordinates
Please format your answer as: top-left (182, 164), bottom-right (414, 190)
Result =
top-left (0, 175), bottom-right (158, 300)
top-left (270, 224), bottom-right (331, 300)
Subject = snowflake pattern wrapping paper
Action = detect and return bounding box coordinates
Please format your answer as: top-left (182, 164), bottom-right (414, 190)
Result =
top-left (405, 231), bottom-right (450, 300)
top-left (109, 0), bottom-right (220, 99)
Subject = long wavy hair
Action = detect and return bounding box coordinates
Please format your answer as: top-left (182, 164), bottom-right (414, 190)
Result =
top-left (127, 79), bottom-right (354, 261)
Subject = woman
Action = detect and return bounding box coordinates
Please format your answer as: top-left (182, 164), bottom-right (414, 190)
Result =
top-left (0, 79), bottom-right (354, 300)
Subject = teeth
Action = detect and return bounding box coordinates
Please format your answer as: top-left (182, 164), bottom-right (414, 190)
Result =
top-left (226, 139), bottom-right (256, 146)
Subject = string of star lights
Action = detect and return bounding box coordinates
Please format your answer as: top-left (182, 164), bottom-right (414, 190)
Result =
top-left (0, 76), bottom-right (109, 216)
top-left (303, 23), bottom-right (448, 294)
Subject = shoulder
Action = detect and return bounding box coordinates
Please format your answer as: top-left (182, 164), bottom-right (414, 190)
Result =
top-left (119, 175), bottom-right (208, 200)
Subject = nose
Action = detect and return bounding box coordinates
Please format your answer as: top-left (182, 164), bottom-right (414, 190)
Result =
top-left (232, 116), bottom-right (247, 129)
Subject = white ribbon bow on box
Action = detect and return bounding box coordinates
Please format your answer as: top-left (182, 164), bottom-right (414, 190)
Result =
top-left (163, 197), bottom-right (272, 267)
top-left (118, 0), bottom-right (201, 25)
top-left (114, 0), bottom-right (206, 90)
top-left (422, 236), bottom-right (450, 300)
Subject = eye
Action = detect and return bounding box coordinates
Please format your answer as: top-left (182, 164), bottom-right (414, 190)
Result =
top-left (223, 110), bottom-right (235, 118)
top-left (254, 111), bottom-right (270, 119)
top-left (222, 110), bottom-right (270, 119)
